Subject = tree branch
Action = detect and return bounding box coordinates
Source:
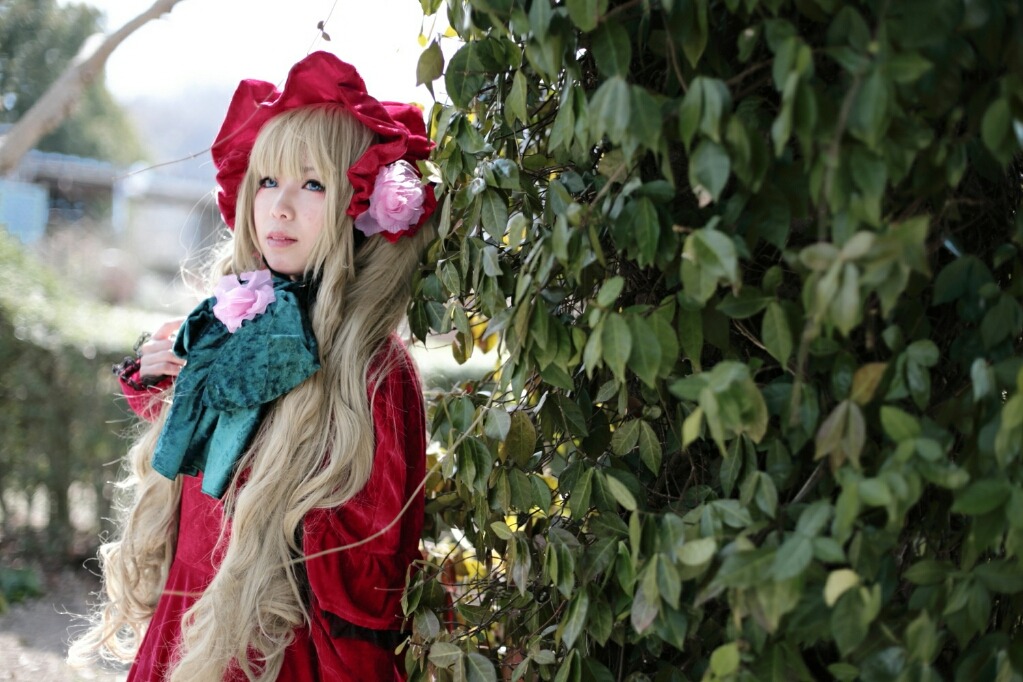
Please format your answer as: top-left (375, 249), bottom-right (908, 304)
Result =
top-left (0, 0), bottom-right (187, 176)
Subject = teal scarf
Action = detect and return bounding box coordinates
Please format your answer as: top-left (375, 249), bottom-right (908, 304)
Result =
top-left (151, 275), bottom-right (320, 498)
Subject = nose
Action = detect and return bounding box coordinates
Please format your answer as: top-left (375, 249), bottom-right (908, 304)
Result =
top-left (271, 188), bottom-right (293, 220)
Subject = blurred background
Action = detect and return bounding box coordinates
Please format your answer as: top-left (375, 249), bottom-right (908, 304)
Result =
top-left (0, 1), bottom-right (469, 677)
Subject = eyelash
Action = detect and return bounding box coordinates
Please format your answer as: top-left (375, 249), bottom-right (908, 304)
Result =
top-left (257, 177), bottom-right (325, 192)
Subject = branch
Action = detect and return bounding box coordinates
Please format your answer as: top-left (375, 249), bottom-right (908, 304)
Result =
top-left (0, 0), bottom-right (186, 176)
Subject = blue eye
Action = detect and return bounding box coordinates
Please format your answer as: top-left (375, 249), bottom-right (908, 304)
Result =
top-left (258, 177), bottom-right (278, 189)
top-left (304, 179), bottom-right (325, 192)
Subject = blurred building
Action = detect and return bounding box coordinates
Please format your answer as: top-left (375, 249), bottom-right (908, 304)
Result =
top-left (0, 144), bottom-right (222, 310)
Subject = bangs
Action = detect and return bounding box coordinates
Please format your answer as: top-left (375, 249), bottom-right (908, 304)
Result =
top-left (249, 111), bottom-right (325, 181)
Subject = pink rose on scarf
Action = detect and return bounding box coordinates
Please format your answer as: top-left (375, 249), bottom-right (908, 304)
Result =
top-left (212, 269), bottom-right (276, 333)
top-left (354, 160), bottom-right (427, 238)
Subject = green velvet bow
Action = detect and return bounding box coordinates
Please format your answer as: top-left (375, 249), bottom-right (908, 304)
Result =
top-left (151, 275), bottom-right (320, 498)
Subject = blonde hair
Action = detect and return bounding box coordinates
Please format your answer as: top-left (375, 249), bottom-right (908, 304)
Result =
top-left (70, 105), bottom-right (433, 680)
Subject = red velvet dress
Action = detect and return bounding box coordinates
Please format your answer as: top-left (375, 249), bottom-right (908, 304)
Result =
top-left (119, 339), bottom-right (426, 681)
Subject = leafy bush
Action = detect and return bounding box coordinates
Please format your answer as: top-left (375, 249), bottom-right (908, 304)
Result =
top-left (0, 565), bottom-right (43, 611)
top-left (0, 230), bottom-right (158, 554)
top-left (405, 0), bottom-right (1023, 680)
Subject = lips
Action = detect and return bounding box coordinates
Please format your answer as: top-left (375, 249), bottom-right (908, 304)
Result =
top-left (265, 232), bottom-right (296, 248)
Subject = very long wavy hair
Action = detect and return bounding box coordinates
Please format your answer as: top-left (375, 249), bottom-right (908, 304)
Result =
top-left (69, 105), bottom-right (433, 680)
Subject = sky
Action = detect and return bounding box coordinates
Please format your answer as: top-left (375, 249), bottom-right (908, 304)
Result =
top-left (84, 0), bottom-right (451, 107)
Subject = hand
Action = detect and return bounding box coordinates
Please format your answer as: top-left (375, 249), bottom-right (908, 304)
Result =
top-left (138, 318), bottom-right (187, 380)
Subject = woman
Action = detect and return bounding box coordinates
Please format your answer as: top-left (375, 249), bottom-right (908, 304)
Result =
top-left (71, 51), bottom-right (436, 681)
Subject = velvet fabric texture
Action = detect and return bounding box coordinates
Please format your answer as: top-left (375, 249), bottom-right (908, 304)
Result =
top-left (211, 51), bottom-right (437, 241)
top-left (123, 338), bottom-right (426, 681)
top-left (150, 275), bottom-right (319, 498)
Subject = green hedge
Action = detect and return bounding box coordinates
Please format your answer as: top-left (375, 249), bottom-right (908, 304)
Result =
top-left (405, 0), bottom-right (1023, 680)
top-left (0, 230), bottom-right (157, 555)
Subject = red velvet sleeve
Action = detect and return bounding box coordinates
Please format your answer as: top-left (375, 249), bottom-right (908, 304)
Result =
top-left (119, 372), bottom-right (174, 423)
top-left (302, 339), bottom-right (427, 632)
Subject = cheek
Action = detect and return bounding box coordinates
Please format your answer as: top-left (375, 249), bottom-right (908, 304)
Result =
top-left (300, 202), bottom-right (326, 235)
top-left (252, 195), bottom-right (272, 229)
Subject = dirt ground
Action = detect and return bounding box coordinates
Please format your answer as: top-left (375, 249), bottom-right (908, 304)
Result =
top-left (0, 568), bottom-right (128, 682)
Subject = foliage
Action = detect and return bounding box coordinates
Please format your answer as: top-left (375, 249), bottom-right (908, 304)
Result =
top-left (0, 0), bottom-right (145, 164)
top-left (406, 0), bottom-right (1023, 680)
top-left (0, 565), bottom-right (43, 611)
top-left (0, 230), bottom-right (161, 553)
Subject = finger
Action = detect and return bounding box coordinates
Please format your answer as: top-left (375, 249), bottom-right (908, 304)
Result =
top-left (151, 318), bottom-right (186, 341)
top-left (140, 350), bottom-right (186, 379)
top-left (139, 338), bottom-right (176, 357)
top-left (139, 362), bottom-right (184, 379)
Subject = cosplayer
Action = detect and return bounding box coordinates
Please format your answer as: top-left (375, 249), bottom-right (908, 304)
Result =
top-left (70, 51), bottom-right (436, 681)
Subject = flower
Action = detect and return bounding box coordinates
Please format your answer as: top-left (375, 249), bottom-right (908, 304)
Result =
top-left (354, 160), bottom-right (427, 238)
top-left (212, 269), bottom-right (276, 333)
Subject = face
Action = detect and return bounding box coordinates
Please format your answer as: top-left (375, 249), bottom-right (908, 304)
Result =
top-left (252, 164), bottom-right (327, 278)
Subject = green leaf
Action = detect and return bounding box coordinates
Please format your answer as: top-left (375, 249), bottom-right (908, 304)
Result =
top-left (951, 478), bottom-right (1010, 515)
top-left (848, 68), bottom-right (888, 149)
top-left (684, 227), bottom-right (740, 300)
top-left (485, 407), bottom-right (512, 441)
top-left (429, 642), bottom-right (464, 669)
top-left (880, 405), bottom-right (921, 442)
top-left (678, 537), bottom-right (717, 566)
top-left (550, 93), bottom-right (577, 152)
top-left (554, 394), bottom-right (589, 438)
top-left (638, 420), bottom-right (663, 474)
top-left (480, 190), bottom-right (509, 242)
top-left (678, 81), bottom-right (701, 148)
top-left (596, 276), bottom-right (625, 307)
top-left (591, 22), bottom-right (632, 77)
top-left (604, 472), bottom-right (638, 511)
top-left (974, 560), bottom-right (1023, 594)
top-left (858, 478), bottom-right (893, 507)
top-left (716, 290), bottom-right (770, 319)
top-left (710, 643), bottom-right (740, 676)
top-left (602, 312), bottom-right (633, 381)
top-left (772, 533), bottom-right (813, 580)
top-left (627, 315), bottom-right (661, 388)
top-left (565, 0), bottom-right (600, 32)
top-left (416, 41), bottom-right (445, 89)
top-left (466, 652), bottom-right (498, 682)
top-left (630, 85), bottom-right (663, 153)
top-left (981, 98), bottom-right (1011, 157)
top-left (825, 569), bottom-right (861, 607)
top-left (591, 76), bottom-right (631, 144)
top-left (558, 589), bottom-right (590, 648)
top-left (445, 41), bottom-right (490, 109)
top-left (678, 0), bottom-right (709, 67)
top-left (762, 302), bottom-right (793, 366)
top-left (815, 400), bottom-right (866, 469)
top-left (502, 411), bottom-right (536, 466)
top-left (932, 255), bottom-right (993, 305)
top-left (851, 362), bottom-right (887, 405)
top-left (506, 70), bottom-right (529, 125)
top-left (830, 264), bottom-right (859, 336)
top-left (609, 419), bottom-right (642, 456)
top-left (631, 196), bottom-right (660, 266)
top-left (490, 520), bottom-right (514, 540)
top-left (831, 588), bottom-right (872, 656)
top-left (689, 139), bottom-right (731, 202)
top-left (981, 295), bottom-right (1023, 349)
top-left (886, 52), bottom-right (933, 83)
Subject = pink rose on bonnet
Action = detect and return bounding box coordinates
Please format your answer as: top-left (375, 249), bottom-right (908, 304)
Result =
top-left (354, 161), bottom-right (427, 237)
top-left (212, 269), bottom-right (276, 333)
